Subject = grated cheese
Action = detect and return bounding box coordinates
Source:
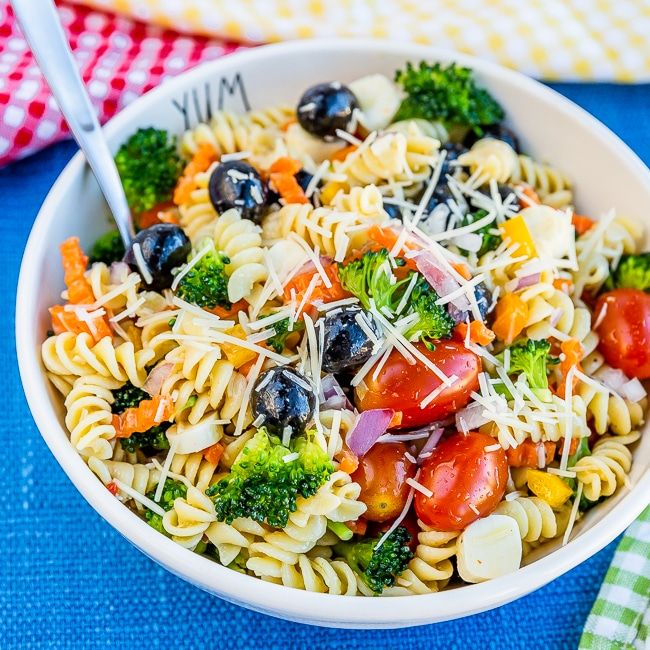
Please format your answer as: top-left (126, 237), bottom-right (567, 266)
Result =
top-left (282, 452), bottom-right (300, 463)
top-left (154, 441), bottom-right (177, 502)
top-left (288, 233), bottom-right (332, 289)
top-left (562, 481), bottom-right (583, 546)
top-left (406, 477), bottom-right (433, 498)
top-left (547, 467), bottom-right (577, 479)
top-left (110, 297), bottom-right (145, 323)
top-left (132, 243), bottom-right (153, 285)
top-left (420, 375), bottom-right (458, 409)
top-left (171, 241), bottom-right (214, 291)
top-left (114, 478), bottom-right (165, 516)
top-left (233, 355), bottom-right (265, 438)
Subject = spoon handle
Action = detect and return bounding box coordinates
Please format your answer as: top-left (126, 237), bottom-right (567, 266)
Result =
top-left (11, 0), bottom-right (134, 245)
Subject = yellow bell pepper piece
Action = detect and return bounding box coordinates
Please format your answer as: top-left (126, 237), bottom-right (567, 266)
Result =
top-left (221, 324), bottom-right (257, 369)
top-left (499, 215), bottom-right (537, 261)
top-left (320, 181), bottom-right (348, 205)
top-left (526, 469), bottom-right (573, 509)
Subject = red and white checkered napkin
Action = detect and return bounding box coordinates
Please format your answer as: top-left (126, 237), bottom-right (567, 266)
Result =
top-left (0, 1), bottom-right (243, 166)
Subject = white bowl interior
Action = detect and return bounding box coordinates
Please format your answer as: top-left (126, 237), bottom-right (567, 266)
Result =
top-left (17, 40), bottom-right (650, 628)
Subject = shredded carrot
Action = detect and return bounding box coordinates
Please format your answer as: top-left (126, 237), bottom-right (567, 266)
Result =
top-left (112, 395), bottom-right (174, 439)
top-left (157, 210), bottom-right (179, 225)
top-left (454, 320), bottom-right (496, 346)
top-left (269, 157), bottom-right (309, 204)
top-left (280, 117), bottom-right (297, 132)
top-left (553, 278), bottom-right (573, 294)
top-left (572, 214), bottom-right (596, 236)
top-left (346, 517), bottom-right (367, 536)
top-left (491, 293), bottom-right (529, 344)
top-left (366, 224), bottom-right (419, 271)
top-left (206, 299), bottom-right (248, 320)
top-left (203, 443), bottom-right (225, 466)
top-left (329, 144), bottom-right (357, 162)
top-left (173, 143), bottom-right (219, 206)
top-left (557, 338), bottom-right (583, 398)
top-left (337, 448), bottom-right (359, 475)
top-left (516, 184), bottom-right (540, 208)
top-left (283, 261), bottom-right (350, 312)
top-left (49, 305), bottom-right (112, 340)
top-left (452, 262), bottom-right (472, 281)
top-left (506, 441), bottom-right (556, 468)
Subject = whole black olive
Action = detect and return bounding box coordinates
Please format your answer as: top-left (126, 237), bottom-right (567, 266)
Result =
top-left (440, 141), bottom-right (468, 176)
top-left (464, 124), bottom-right (521, 153)
top-left (251, 367), bottom-right (316, 435)
top-left (424, 182), bottom-right (455, 214)
top-left (123, 223), bottom-right (191, 291)
top-left (383, 202), bottom-right (402, 220)
top-left (297, 82), bottom-right (359, 140)
top-left (447, 282), bottom-right (493, 324)
top-left (208, 160), bottom-right (268, 223)
top-left (321, 305), bottom-right (381, 373)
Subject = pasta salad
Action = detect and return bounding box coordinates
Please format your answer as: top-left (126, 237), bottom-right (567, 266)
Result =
top-left (42, 61), bottom-right (649, 596)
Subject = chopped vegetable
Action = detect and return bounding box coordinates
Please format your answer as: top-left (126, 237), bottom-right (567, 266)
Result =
top-left (203, 442), bottom-right (225, 466)
top-left (319, 181), bottom-right (349, 204)
top-left (221, 324), bottom-right (258, 369)
top-left (89, 230), bottom-right (125, 265)
top-left (207, 428), bottom-right (333, 528)
top-left (557, 338), bottom-right (583, 398)
top-left (571, 213), bottom-right (596, 236)
top-left (605, 253), bottom-right (650, 292)
top-left (329, 144), bottom-right (357, 162)
top-left (491, 293), bottom-right (529, 344)
top-left (119, 424), bottom-right (170, 454)
top-left (526, 469), bottom-right (573, 509)
top-left (173, 142), bottom-right (218, 206)
top-left (176, 246), bottom-right (230, 309)
top-left (144, 478), bottom-right (187, 534)
top-left (336, 448), bottom-right (360, 475)
top-left (269, 157), bottom-right (309, 204)
top-left (498, 339), bottom-right (556, 400)
top-left (283, 260), bottom-right (350, 310)
top-left (112, 395), bottom-right (174, 439)
top-left (454, 320), bottom-right (495, 346)
top-left (333, 526), bottom-right (413, 594)
top-left (327, 521), bottom-right (354, 541)
top-left (506, 440), bottom-right (556, 468)
top-left (115, 127), bottom-right (184, 215)
top-left (111, 381), bottom-right (149, 413)
top-left (394, 61), bottom-right (504, 134)
top-left (499, 215), bottom-right (537, 261)
top-left (457, 210), bottom-right (501, 257)
top-left (266, 317), bottom-right (304, 353)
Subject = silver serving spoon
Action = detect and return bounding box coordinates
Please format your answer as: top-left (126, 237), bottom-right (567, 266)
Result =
top-left (12, 0), bottom-right (135, 247)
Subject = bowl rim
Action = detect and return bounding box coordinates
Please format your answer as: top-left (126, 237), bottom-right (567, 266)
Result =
top-left (16, 38), bottom-right (650, 628)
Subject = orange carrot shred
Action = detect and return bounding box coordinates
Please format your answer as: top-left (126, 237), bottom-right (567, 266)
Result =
top-left (516, 184), bottom-right (540, 207)
top-left (173, 143), bottom-right (219, 206)
top-left (269, 157), bottom-right (309, 204)
top-left (454, 321), bottom-right (496, 346)
top-left (452, 262), bottom-right (472, 281)
top-left (337, 449), bottom-right (359, 475)
top-left (506, 441), bottom-right (556, 468)
top-left (329, 144), bottom-right (357, 162)
top-left (553, 278), bottom-right (573, 294)
top-left (203, 443), bottom-right (225, 466)
top-left (113, 395), bottom-right (173, 439)
top-left (492, 294), bottom-right (528, 344)
top-left (557, 338), bottom-right (583, 398)
top-left (572, 214), bottom-right (596, 236)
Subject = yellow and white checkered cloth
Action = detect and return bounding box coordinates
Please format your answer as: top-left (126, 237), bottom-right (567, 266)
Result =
top-left (74, 0), bottom-right (650, 81)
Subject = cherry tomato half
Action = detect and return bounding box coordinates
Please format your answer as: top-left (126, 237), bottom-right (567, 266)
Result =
top-left (354, 341), bottom-right (481, 428)
top-left (352, 442), bottom-right (416, 523)
top-left (415, 432), bottom-right (508, 531)
top-left (595, 289), bottom-right (650, 379)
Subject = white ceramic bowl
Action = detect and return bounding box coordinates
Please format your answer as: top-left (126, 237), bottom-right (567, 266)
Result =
top-left (16, 39), bottom-right (650, 628)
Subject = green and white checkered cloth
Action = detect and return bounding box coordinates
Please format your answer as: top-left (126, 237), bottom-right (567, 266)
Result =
top-left (580, 506), bottom-right (650, 649)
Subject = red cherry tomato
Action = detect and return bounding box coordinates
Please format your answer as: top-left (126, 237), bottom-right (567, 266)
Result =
top-left (415, 432), bottom-right (508, 531)
top-left (354, 341), bottom-right (480, 428)
top-left (352, 443), bottom-right (416, 523)
top-left (595, 289), bottom-right (650, 379)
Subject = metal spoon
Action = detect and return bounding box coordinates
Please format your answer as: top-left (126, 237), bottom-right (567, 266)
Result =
top-left (11, 0), bottom-right (135, 247)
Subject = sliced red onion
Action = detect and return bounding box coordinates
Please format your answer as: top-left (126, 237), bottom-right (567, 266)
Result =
top-left (516, 272), bottom-right (541, 290)
top-left (417, 427), bottom-right (444, 461)
top-left (346, 409), bottom-right (395, 458)
top-left (596, 366), bottom-right (628, 392)
top-left (455, 402), bottom-right (489, 431)
top-left (619, 378), bottom-right (647, 402)
top-left (320, 374), bottom-right (353, 410)
top-left (415, 251), bottom-right (471, 311)
top-left (109, 261), bottom-right (130, 284)
top-left (550, 307), bottom-right (563, 327)
top-left (321, 395), bottom-right (349, 410)
top-left (143, 362), bottom-right (174, 396)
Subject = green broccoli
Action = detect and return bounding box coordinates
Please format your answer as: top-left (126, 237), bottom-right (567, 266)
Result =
top-left (89, 230), bottom-right (125, 265)
top-left (566, 438), bottom-right (598, 510)
top-left (119, 423), bottom-right (170, 454)
top-left (114, 127), bottom-right (183, 215)
top-left (144, 478), bottom-right (187, 534)
top-left (499, 339), bottom-right (556, 401)
top-left (605, 253), bottom-right (650, 292)
top-left (227, 551), bottom-right (249, 574)
top-left (338, 248), bottom-right (454, 342)
top-left (393, 62), bottom-right (505, 134)
top-left (457, 210), bottom-right (501, 257)
top-left (401, 275), bottom-right (455, 343)
top-left (207, 428), bottom-right (333, 528)
top-left (111, 381), bottom-right (149, 414)
top-left (333, 527), bottom-right (414, 594)
top-left (266, 317), bottom-right (305, 353)
top-left (176, 246), bottom-right (231, 308)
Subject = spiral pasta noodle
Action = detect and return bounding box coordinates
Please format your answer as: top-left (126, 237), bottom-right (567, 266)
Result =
top-left (205, 517), bottom-right (267, 566)
top-left (573, 432), bottom-right (639, 502)
top-left (162, 485), bottom-right (218, 550)
top-left (64, 374), bottom-right (122, 460)
top-left (494, 496), bottom-right (559, 544)
top-left (326, 184), bottom-right (389, 221)
top-left (88, 457), bottom-right (160, 508)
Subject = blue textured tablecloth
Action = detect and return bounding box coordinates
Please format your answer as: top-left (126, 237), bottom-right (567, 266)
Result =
top-left (3, 82), bottom-right (650, 650)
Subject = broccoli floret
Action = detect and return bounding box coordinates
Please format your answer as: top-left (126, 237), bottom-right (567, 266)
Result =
top-left (176, 246), bottom-right (231, 308)
top-left (394, 62), bottom-right (505, 134)
top-left (206, 428), bottom-right (333, 528)
top-left (566, 438), bottom-right (598, 510)
top-left (119, 423), bottom-right (170, 454)
top-left (333, 527), bottom-right (414, 594)
top-left (338, 249), bottom-right (454, 342)
top-left (111, 381), bottom-right (149, 413)
top-left (115, 127), bottom-right (183, 215)
top-left (499, 339), bottom-right (556, 401)
top-left (457, 210), bottom-right (501, 257)
top-left (402, 275), bottom-right (455, 343)
top-left (605, 253), bottom-right (650, 292)
top-left (89, 230), bottom-right (125, 265)
top-left (144, 478), bottom-right (187, 534)
top-left (266, 317), bottom-right (305, 353)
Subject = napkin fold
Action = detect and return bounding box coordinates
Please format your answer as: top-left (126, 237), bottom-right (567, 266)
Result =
top-left (580, 506), bottom-right (650, 650)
